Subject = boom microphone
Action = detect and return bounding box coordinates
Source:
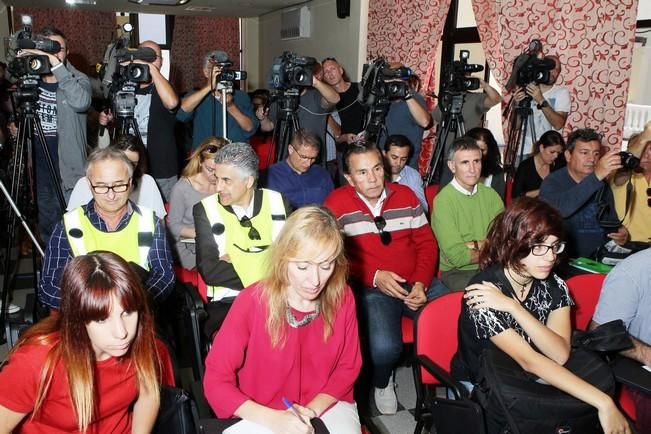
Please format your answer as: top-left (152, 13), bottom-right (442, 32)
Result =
top-left (17, 38), bottom-right (61, 53)
top-left (115, 47), bottom-right (157, 63)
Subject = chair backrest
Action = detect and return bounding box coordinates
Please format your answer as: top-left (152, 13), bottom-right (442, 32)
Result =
top-left (414, 291), bottom-right (464, 385)
top-left (425, 184), bottom-right (439, 219)
top-left (565, 273), bottom-right (607, 331)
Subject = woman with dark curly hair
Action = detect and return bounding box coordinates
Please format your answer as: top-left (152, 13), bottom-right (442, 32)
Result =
top-left (452, 197), bottom-right (630, 434)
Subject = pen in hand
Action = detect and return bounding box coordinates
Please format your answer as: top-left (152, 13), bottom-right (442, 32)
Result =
top-left (281, 396), bottom-right (309, 425)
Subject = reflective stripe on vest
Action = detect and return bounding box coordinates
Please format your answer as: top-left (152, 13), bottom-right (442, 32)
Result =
top-left (63, 206), bottom-right (155, 270)
top-left (201, 189), bottom-right (286, 300)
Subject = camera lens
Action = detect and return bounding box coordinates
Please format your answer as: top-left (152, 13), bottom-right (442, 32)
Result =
top-left (28, 57), bottom-right (43, 72)
top-left (619, 151), bottom-right (640, 170)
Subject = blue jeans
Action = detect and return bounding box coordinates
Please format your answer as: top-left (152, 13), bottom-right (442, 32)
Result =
top-left (358, 279), bottom-right (449, 388)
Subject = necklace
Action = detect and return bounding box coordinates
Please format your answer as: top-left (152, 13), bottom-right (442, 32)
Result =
top-left (285, 301), bottom-right (321, 328)
top-left (506, 268), bottom-right (534, 299)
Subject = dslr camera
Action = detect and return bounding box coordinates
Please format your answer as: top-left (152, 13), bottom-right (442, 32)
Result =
top-left (358, 57), bottom-right (413, 107)
top-left (269, 51), bottom-right (317, 90)
top-left (442, 50), bottom-right (483, 93)
top-left (619, 151), bottom-right (640, 170)
top-left (208, 55), bottom-right (247, 92)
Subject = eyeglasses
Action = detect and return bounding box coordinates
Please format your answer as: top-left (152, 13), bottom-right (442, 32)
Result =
top-left (291, 146), bottom-right (318, 163)
top-left (239, 215), bottom-right (261, 240)
top-left (90, 179), bottom-right (131, 194)
top-left (647, 187), bottom-right (650, 208)
top-left (373, 216), bottom-right (392, 246)
top-left (531, 242), bottom-right (566, 256)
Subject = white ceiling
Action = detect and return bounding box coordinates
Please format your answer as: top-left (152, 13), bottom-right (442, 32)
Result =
top-left (4, 0), bottom-right (307, 17)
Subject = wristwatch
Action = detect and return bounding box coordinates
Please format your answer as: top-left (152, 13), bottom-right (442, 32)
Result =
top-left (537, 100), bottom-right (550, 110)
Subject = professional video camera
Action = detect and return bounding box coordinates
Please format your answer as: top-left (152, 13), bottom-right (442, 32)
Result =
top-left (358, 57), bottom-right (413, 106)
top-left (5, 15), bottom-right (59, 98)
top-left (98, 24), bottom-right (156, 118)
top-left (506, 39), bottom-right (556, 90)
top-left (441, 50), bottom-right (483, 93)
top-left (269, 51), bottom-right (317, 90)
top-left (208, 54), bottom-right (247, 92)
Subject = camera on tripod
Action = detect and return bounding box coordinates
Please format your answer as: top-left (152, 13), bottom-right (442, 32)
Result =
top-left (208, 54), bottom-right (247, 92)
top-left (269, 51), bottom-right (317, 90)
top-left (442, 50), bottom-right (483, 93)
top-left (507, 39), bottom-right (556, 90)
top-left (359, 57), bottom-right (413, 106)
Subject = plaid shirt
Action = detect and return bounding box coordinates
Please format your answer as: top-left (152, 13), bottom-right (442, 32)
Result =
top-left (39, 200), bottom-right (175, 309)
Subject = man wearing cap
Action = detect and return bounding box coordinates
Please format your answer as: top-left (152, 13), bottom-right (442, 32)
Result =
top-left (611, 122), bottom-right (651, 242)
top-left (177, 50), bottom-right (258, 150)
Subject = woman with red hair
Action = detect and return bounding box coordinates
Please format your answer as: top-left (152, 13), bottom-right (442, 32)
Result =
top-left (0, 252), bottom-right (161, 433)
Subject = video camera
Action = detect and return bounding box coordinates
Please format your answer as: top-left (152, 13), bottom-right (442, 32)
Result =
top-left (98, 24), bottom-right (155, 118)
top-left (358, 57), bottom-right (413, 107)
top-left (6, 15), bottom-right (58, 90)
top-left (208, 54), bottom-right (247, 92)
top-left (442, 50), bottom-right (483, 93)
top-left (506, 39), bottom-right (557, 90)
top-left (269, 51), bottom-right (317, 90)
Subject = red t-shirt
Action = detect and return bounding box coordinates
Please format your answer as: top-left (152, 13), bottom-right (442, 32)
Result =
top-left (0, 342), bottom-right (138, 434)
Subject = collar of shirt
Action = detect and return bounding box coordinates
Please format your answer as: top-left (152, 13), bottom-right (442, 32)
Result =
top-left (84, 200), bottom-right (137, 232)
top-left (356, 188), bottom-right (387, 217)
top-left (231, 194), bottom-right (255, 220)
top-left (450, 177), bottom-right (478, 196)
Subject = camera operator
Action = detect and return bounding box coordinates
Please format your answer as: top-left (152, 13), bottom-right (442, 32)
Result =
top-left (9, 26), bottom-right (91, 243)
top-left (513, 55), bottom-right (570, 159)
top-left (261, 62), bottom-right (340, 147)
top-left (177, 50), bottom-right (258, 150)
top-left (380, 65), bottom-right (432, 170)
top-left (435, 77), bottom-right (502, 186)
top-left (322, 57), bottom-right (365, 145)
top-left (98, 40), bottom-right (179, 200)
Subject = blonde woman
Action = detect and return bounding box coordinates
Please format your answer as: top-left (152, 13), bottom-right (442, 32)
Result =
top-left (204, 206), bottom-right (362, 434)
top-left (0, 252), bottom-right (160, 433)
top-left (168, 136), bottom-right (228, 269)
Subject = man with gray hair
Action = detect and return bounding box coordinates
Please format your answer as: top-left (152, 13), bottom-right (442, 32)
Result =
top-left (194, 142), bottom-right (291, 333)
top-left (177, 50), bottom-right (258, 150)
top-left (39, 146), bottom-right (175, 309)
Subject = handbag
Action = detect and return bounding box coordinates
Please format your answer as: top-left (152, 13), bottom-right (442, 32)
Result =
top-left (572, 319), bottom-right (633, 354)
top-left (153, 386), bottom-right (199, 434)
top-left (474, 347), bottom-right (615, 434)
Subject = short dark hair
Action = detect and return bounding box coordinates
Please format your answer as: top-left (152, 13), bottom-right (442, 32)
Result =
top-left (40, 26), bottom-right (66, 40)
top-left (465, 127), bottom-right (502, 177)
top-left (384, 134), bottom-right (413, 157)
top-left (291, 128), bottom-right (321, 152)
top-left (447, 136), bottom-right (481, 162)
top-left (566, 128), bottom-right (602, 153)
top-left (111, 134), bottom-right (147, 188)
top-left (535, 130), bottom-right (566, 154)
top-left (342, 141), bottom-right (381, 174)
top-left (480, 197), bottom-right (564, 272)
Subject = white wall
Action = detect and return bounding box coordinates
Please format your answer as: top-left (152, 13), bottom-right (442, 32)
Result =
top-left (242, 0), bottom-right (368, 90)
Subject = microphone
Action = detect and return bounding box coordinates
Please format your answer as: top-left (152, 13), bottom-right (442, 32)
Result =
top-left (17, 38), bottom-right (61, 53)
top-left (115, 47), bottom-right (157, 63)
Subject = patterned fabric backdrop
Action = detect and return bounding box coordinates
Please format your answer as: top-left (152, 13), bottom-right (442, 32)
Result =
top-left (169, 15), bottom-right (240, 94)
top-left (471, 0), bottom-right (639, 149)
top-left (367, 0), bottom-right (452, 173)
top-left (14, 8), bottom-right (115, 77)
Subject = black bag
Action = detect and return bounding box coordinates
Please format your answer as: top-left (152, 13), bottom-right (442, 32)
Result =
top-left (475, 347), bottom-right (615, 434)
top-left (572, 319), bottom-right (633, 354)
top-left (153, 386), bottom-right (199, 434)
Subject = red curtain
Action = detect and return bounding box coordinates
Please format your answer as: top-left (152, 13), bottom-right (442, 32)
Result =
top-left (367, 0), bottom-right (452, 173)
top-left (169, 15), bottom-right (240, 94)
top-left (472, 0), bottom-right (639, 148)
top-left (13, 7), bottom-right (115, 77)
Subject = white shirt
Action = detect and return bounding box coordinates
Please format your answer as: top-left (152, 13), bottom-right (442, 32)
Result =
top-left (522, 84), bottom-right (571, 155)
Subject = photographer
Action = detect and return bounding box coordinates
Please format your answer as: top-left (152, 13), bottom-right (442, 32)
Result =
top-left (177, 50), bottom-right (257, 150)
top-left (262, 61), bottom-right (340, 147)
top-left (10, 26), bottom-right (91, 243)
top-left (513, 55), bottom-right (570, 159)
top-left (98, 40), bottom-right (179, 200)
top-left (381, 67), bottom-right (432, 170)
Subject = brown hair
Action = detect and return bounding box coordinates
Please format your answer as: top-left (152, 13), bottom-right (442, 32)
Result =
top-left (13, 252), bottom-right (160, 432)
top-left (480, 197), bottom-right (564, 272)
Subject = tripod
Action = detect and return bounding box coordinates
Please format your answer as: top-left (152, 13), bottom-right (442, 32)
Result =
top-left (503, 96), bottom-right (536, 177)
top-left (270, 89), bottom-right (301, 165)
top-left (363, 101), bottom-right (390, 146)
top-left (424, 92), bottom-right (466, 185)
top-left (1, 85), bottom-right (61, 345)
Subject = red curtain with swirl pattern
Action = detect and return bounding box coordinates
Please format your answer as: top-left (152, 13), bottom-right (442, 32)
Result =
top-left (169, 15), bottom-right (240, 94)
top-left (367, 0), bottom-right (452, 173)
top-left (471, 0), bottom-right (639, 149)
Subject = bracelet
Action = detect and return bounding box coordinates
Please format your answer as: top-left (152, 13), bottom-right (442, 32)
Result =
top-left (404, 92), bottom-right (413, 101)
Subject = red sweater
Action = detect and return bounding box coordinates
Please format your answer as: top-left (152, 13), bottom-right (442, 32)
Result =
top-left (0, 342), bottom-right (138, 434)
top-left (324, 183), bottom-right (436, 288)
top-left (203, 283), bottom-right (362, 418)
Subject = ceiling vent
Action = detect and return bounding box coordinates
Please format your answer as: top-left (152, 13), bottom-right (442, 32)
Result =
top-left (281, 6), bottom-right (311, 40)
top-left (128, 0), bottom-right (190, 5)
